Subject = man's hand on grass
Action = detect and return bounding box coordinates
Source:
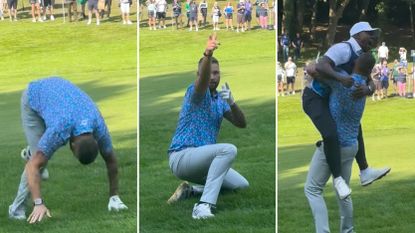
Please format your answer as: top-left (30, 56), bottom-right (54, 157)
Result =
top-left (27, 204), bottom-right (51, 224)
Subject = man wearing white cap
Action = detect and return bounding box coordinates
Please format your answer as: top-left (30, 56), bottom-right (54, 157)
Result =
top-left (302, 21), bottom-right (391, 231)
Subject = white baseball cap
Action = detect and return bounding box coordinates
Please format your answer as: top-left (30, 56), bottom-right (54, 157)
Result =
top-left (349, 22), bottom-right (379, 36)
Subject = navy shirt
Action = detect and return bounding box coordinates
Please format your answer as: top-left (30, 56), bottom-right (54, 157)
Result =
top-left (280, 34), bottom-right (290, 46)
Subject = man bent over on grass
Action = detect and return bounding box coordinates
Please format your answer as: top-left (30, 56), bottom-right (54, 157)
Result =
top-left (166, 34), bottom-right (249, 219)
top-left (8, 77), bottom-right (128, 224)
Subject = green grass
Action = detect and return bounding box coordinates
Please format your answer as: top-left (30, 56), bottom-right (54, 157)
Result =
top-left (278, 92), bottom-right (415, 232)
top-left (139, 30), bottom-right (275, 232)
top-left (0, 10), bottom-right (137, 233)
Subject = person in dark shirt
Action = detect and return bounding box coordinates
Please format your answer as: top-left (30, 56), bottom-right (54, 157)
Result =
top-left (292, 33), bottom-right (304, 61)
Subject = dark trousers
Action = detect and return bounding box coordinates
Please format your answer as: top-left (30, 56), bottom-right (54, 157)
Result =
top-left (201, 8), bottom-right (207, 25)
top-left (294, 48), bottom-right (301, 60)
top-left (302, 87), bottom-right (368, 177)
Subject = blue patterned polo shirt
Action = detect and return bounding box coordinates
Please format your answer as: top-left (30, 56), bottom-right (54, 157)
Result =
top-left (328, 73), bottom-right (367, 147)
top-left (28, 77), bottom-right (113, 159)
top-left (168, 84), bottom-right (231, 153)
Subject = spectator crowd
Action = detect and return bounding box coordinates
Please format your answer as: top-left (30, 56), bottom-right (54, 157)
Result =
top-left (143, 0), bottom-right (276, 32)
top-left (277, 38), bottom-right (415, 99)
top-left (0, 0), bottom-right (135, 25)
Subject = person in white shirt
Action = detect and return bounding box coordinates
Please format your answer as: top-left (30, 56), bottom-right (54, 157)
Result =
top-left (147, 0), bottom-right (157, 30)
top-left (211, 1), bottom-right (220, 30)
top-left (156, 0), bottom-right (167, 28)
top-left (0, 0), bottom-right (4, 20)
top-left (277, 61), bottom-right (286, 96)
top-left (377, 42), bottom-right (388, 63)
top-left (120, 0), bottom-right (132, 24)
top-left (399, 47), bottom-right (407, 67)
top-left (284, 57), bottom-right (297, 95)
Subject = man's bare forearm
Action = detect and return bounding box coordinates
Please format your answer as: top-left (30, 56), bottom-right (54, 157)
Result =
top-left (315, 58), bottom-right (348, 82)
top-left (194, 55), bottom-right (211, 94)
top-left (26, 152), bottom-right (48, 201)
top-left (103, 151), bottom-right (119, 196)
top-left (224, 103), bottom-right (246, 128)
top-left (230, 103), bottom-right (246, 128)
top-left (194, 35), bottom-right (218, 95)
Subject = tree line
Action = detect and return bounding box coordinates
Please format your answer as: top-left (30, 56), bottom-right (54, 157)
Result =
top-left (279, 0), bottom-right (415, 49)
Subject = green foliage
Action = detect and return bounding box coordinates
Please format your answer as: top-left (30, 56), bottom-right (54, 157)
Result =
top-left (374, 1), bottom-right (386, 14)
top-left (140, 29), bottom-right (275, 232)
top-left (0, 9), bottom-right (137, 233)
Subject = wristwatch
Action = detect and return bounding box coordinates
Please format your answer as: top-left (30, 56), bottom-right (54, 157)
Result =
top-left (367, 85), bottom-right (374, 95)
top-left (203, 50), bottom-right (212, 57)
top-left (34, 198), bottom-right (43, 206)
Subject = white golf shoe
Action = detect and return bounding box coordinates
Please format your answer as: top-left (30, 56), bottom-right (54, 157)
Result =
top-left (192, 203), bottom-right (214, 219)
top-left (108, 195), bottom-right (128, 211)
top-left (21, 146), bottom-right (31, 161)
top-left (333, 176), bottom-right (351, 200)
top-left (21, 146), bottom-right (49, 180)
top-left (360, 167), bottom-right (391, 186)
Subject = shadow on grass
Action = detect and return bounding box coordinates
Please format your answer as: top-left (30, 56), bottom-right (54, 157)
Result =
top-left (278, 143), bottom-right (316, 171)
top-left (0, 78), bottom-right (133, 109)
top-left (140, 70), bottom-right (275, 115)
top-left (139, 71), bottom-right (195, 115)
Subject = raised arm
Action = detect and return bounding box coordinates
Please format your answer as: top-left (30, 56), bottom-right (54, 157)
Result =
top-left (194, 34), bottom-right (219, 95)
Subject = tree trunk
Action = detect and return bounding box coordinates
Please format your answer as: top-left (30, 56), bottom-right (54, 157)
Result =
top-left (310, 0), bottom-right (318, 41)
top-left (281, 0), bottom-right (285, 33)
top-left (359, 0), bottom-right (370, 20)
top-left (296, 0), bottom-right (305, 33)
top-left (410, 1), bottom-right (415, 42)
top-left (324, 0), bottom-right (351, 49)
top-left (283, 0), bottom-right (296, 38)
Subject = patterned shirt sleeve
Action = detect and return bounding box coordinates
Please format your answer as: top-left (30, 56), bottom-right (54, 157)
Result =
top-left (37, 127), bottom-right (67, 160)
top-left (95, 115), bottom-right (114, 157)
top-left (189, 85), bottom-right (205, 104)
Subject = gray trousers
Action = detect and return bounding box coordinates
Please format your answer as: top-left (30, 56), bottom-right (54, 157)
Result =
top-left (169, 143), bottom-right (249, 205)
top-left (304, 143), bottom-right (358, 233)
top-left (10, 90), bottom-right (47, 214)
